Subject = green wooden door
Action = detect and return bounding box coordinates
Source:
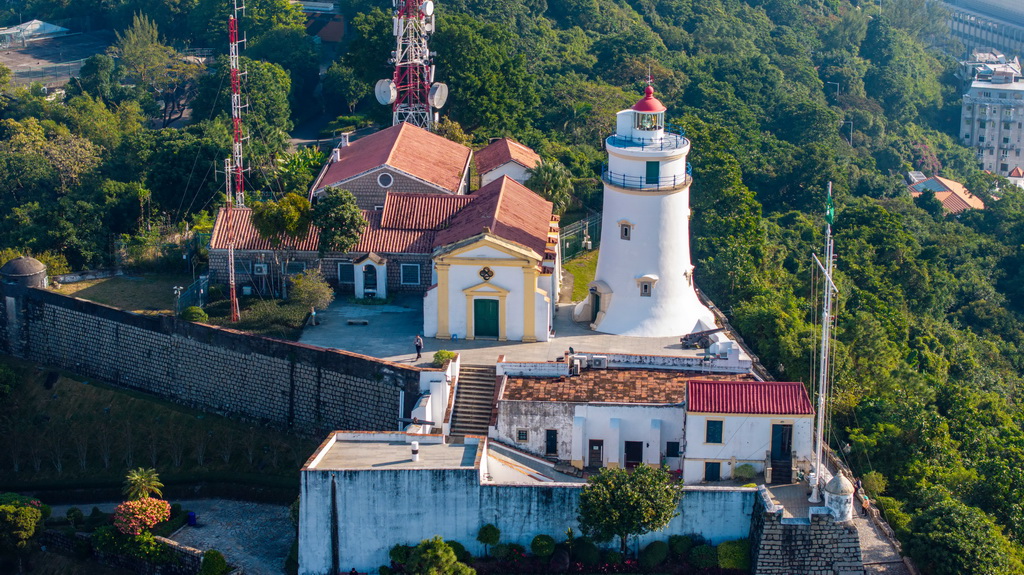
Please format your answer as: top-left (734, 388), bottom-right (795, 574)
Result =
top-left (474, 299), bottom-right (499, 338)
top-left (646, 161), bottom-right (660, 185)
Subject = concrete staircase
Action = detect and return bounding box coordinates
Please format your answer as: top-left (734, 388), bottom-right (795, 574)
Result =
top-left (450, 365), bottom-right (498, 436)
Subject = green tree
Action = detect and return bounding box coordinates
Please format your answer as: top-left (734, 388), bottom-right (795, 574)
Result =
top-left (124, 467), bottom-right (164, 500)
top-left (905, 498), bottom-right (1021, 575)
top-left (290, 269), bottom-right (335, 311)
top-left (432, 117), bottom-right (473, 146)
top-left (407, 536), bottom-right (475, 575)
top-left (322, 63), bottom-right (371, 115)
top-left (0, 504), bottom-right (41, 572)
top-left (275, 147), bottom-right (326, 196)
top-left (248, 27), bottom-right (320, 119)
top-left (311, 188), bottom-right (367, 257)
top-left (110, 13), bottom-right (174, 88)
top-left (251, 193), bottom-right (313, 297)
top-left (577, 465), bottom-right (682, 554)
top-left (525, 160), bottom-right (574, 214)
top-left (476, 524), bottom-right (500, 557)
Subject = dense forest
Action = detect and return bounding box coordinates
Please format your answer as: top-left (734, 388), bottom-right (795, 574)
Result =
top-left (2, 0), bottom-right (1024, 572)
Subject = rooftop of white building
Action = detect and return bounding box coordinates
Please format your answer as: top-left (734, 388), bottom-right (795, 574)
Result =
top-left (303, 432), bottom-right (482, 471)
top-left (502, 368), bottom-right (756, 404)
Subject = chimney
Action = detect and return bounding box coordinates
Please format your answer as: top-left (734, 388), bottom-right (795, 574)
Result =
top-left (411, 441), bottom-right (420, 462)
top-left (340, 132), bottom-right (351, 147)
top-left (330, 148), bottom-right (341, 162)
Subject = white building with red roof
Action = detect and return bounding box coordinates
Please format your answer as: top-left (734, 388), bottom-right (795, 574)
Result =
top-left (684, 380), bottom-right (814, 485)
top-left (474, 137), bottom-right (542, 187)
top-left (309, 122), bottom-right (473, 210)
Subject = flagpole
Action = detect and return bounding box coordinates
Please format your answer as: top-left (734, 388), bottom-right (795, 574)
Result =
top-left (810, 182), bottom-right (838, 502)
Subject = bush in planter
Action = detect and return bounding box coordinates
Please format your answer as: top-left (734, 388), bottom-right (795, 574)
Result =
top-left (199, 549), bottom-right (229, 575)
top-left (66, 507), bottom-right (85, 528)
top-left (669, 534), bottom-right (703, 558)
top-left (531, 534), bottom-right (556, 558)
top-left (93, 526), bottom-right (173, 563)
top-left (639, 540), bottom-right (669, 570)
top-left (572, 538), bottom-right (600, 566)
top-left (689, 544), bottom-right (718, 569)
top-left (447, 540), bottom-right (472, 563)
top-left (718, 539), bottom-right (750, 570)
top-left (733, 464), bottom-right (756, 481)
top-left (432, 350), bottom-right (457, 368)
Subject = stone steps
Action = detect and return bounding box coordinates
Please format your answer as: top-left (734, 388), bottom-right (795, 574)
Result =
top-left (451, 365), bottom-right (498, 436)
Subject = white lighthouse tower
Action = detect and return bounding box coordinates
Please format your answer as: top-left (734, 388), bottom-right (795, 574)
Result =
top-left (575, 86), bottom-right (716, 337)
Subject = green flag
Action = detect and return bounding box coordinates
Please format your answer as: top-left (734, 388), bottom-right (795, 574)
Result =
top-left (825, 188), bottom-right (835, 226)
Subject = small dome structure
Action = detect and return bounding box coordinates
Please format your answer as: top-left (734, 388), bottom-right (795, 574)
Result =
top-left (825, 473), bottom-right (855, 496)
top-left (0, 256), bottom-right (46, 278)
top-left (632, 86), bottom-right (666, 113)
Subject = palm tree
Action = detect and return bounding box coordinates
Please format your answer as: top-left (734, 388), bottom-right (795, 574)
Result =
top-left (124, 467), bottom-right (164, 500)
top-left (525, 160), bottom-right (574, 215)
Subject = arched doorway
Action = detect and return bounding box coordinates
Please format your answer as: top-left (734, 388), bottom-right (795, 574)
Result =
top-left (363, 265), bottom-right (377, 294)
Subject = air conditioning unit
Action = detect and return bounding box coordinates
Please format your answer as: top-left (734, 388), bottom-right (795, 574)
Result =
top-left (570, 354), bottom-right (589, 368)
top-left (253, 263), bottom-right (269, 276)
top-left (591, 355), bottom-right (608, 369)
top-left (570, 359), bottom-right (582, 376)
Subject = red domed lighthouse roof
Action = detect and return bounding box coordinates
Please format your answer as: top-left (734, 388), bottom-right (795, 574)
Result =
top-left (633, 86), bottom-right (666, 113)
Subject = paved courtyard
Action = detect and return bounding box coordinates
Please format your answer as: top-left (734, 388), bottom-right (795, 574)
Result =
top-left (299, 296), bottom-right (715, 366)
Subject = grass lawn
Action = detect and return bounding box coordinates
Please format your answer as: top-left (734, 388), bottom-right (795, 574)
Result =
top-left (0, 357), bottom-right (317, 495)
top-left (52, 274), bottom-right (195, 315)
top-left (564, 250), bottom-right (599, 302)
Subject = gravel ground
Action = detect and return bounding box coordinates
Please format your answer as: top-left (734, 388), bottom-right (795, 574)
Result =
top-left (49, 499), bottom-right (294, 575)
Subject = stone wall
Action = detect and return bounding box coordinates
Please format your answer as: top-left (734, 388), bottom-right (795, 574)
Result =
top-left (3, 287), bottom-right (428, 435)
top-left (42, 530), bottom-right (213, 575)
top-left (749, 486), bottom-right (864, 575)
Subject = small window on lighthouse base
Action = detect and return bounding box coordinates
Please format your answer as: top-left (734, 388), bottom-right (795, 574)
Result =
top-left (640, 282), bottom-right (652, 297)
top-left (620, 224), bottom-right (631, 240)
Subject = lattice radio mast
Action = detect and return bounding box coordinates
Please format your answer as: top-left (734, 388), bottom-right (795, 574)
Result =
top-left (224, 0), bottom-right (247, 323)
top-left (809, 182), bottom-right (839, 503)
top-left (375, 0), bottom-right (448, 129)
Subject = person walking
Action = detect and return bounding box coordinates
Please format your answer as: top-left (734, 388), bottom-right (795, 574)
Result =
top-left (414, 335), bottom-right (423, 361)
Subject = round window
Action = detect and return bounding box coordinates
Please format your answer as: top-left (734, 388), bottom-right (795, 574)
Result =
top-left (377, 172), bottom-right (394, 188)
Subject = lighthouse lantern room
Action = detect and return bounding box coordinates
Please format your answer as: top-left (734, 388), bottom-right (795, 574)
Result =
top-left (575, 86), bottom-right (717, 337)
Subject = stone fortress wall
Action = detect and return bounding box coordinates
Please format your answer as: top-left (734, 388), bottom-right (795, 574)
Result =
top-left (0, 286), bottom-right (427, 435)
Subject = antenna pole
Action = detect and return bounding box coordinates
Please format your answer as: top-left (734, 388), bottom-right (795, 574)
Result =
top-left (391, 0), bottom-right (434, 128)
top-left (225, 158), bottom-right (241, 323)
top-left (229, 0), bottom-right (246, 206)
top-left (810, 182), bottom-right (838, 502)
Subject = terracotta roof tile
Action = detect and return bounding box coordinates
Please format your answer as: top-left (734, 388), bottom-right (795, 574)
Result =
top-left (210, 207), bottom-right (319, 251)
top-left (353, 210), bottom-right (435, 253)
top-left (475, 138), bottom-right (541, 175)
top-left (688, 381), bottom-right (813, 415)
top-left (314, 123), bottom-right (471, 194)
top-left (435, 176), bottom-right (553, 256)
top-left (380, 192), bottom-right (473, 230)
top-left (908, 176), bottom-right (984, 213)
top-left (1010, 166), bottom-right (1024, 178)
top-left (503, 369), bottom-right (690, 403)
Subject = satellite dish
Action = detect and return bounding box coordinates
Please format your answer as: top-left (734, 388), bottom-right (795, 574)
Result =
top-left (420, 1), bottom-right (434, 16)
top-left (429, 82), bottom-right (448, 109)
top-left (375, 79), bottom-right (397, 105)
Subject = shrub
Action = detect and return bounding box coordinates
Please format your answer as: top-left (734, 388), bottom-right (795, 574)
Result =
top-left (170, 503), bottom-right (182, 519)
top-left (432, 350), bottom-right (457, 367)
top-left (181, 306), bottom-right (209, 322)
top-left (689, 544), bottom-right (718, 569)
top-left (66, 507), bottom-right (85, 528)
top-left (113, 497), bottom-right (171, 536)
top-left (447, 540), bottom-right (471, 563)
top-left (733, 463), bottom-right (756, 481)
top-left (669, 534), bottom-right (703, 558)
top-left (718, 539), bottom-right (750, 570)
top-left (87, 507), bottom-right (108, 528)
top-left (285, 539), bottom-right (299, 575)
top-left (639, 540), bottom-right (669, 570)
top-left (874, 496), bottom-right (911, 539)
top-left (604, 549), bottom-right (623, 564)
top-left (572, 538), bottom-right (600, 566)
top-left (378, 567), bottom-right (394, 575)
top-left (0, 364), bottom-right (17, 398)
top-left (389, 543), bottom-right (414, 565)
top-left (478, 523), bottom-right (500, 555)
top-left (862, 470), bottom-right (888, 497)
top-left (0, 492), bottom-right (50, 520)
top-left (199, 549), bottom-right (229, 575)
top-left (491, 543), bottom-right (509, 560)
top-left (93, 526), bottom-right (173, 563)
top-left (531, 534), bottom-right (556, 558)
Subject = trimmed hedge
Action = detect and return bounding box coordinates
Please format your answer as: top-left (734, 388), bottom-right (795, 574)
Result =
top-left (447, 539), bottom-right (472, 563)
top-left (689, 544), bottom-right (718, 569)
top-left (669, 533), bottom-right (704, 558)
top-left (531, 534), bottom-right (556, 558)
top-left (639, 540), bottom-right (669, 570)
top-left (718, 539), bottom-right (750, 570)
top-left (573, 539), bottom-right (600, 566)
top-left (198, 549), bottom-right (229, 575)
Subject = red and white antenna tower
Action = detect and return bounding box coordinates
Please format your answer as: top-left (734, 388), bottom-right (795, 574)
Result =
top-left (375, 0), bottom-right (448, 129)
top-left (224, 0), bottom-right (246, 323)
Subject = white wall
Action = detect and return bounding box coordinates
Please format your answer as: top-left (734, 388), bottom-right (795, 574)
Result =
top-left (495, 360), bottom-right (569, 377)
top-left (494, 400), bottom-right (575, 457)
top-left (481, 162), bottom-right (532, 187)
top-left (354, 261), bottom-right (387, 299)
top-left (422, 286), bottom-right (438, 337)
top-left (683, 413), bottom-right (813, 484)
top-left (572, 404), bottom-right (685, 468)
top-left (445, 247), bottom-right (525, 340)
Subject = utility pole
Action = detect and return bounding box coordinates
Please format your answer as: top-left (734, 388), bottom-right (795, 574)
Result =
top-left (809, 183), bottom-right (839, 503)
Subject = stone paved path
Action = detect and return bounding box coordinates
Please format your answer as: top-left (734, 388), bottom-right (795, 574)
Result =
top-left (50, 499), bottom-right (293, 575)
top-left (853, 512), bottom-right (909, 574)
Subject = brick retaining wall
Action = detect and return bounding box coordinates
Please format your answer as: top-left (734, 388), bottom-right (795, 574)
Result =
top-left (2, 288), bottom-right (430, 435)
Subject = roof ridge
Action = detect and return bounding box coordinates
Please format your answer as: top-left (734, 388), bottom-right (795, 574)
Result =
top-left (490, 177), bottom-right (508, 234)
top-left (385, 123), bottom-right (405, 167)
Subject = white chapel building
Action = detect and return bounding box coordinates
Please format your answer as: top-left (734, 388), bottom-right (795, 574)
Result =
top-left (574, 87), bottom-right (717, 337)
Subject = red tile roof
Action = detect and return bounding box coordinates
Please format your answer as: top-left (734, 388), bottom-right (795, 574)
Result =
top-left (475, 138), bottom-right (541, 175)
top-left (380, 193), bottom-right (473, 230)
top-left (314, 123), bottom-right (471, 194)
top-left (908, 176), bottom-right (985, 213)
top-left (1010, 166), bottom-right (1024, 178)
top-left (504, 369), bottom-right (690, 403)
top-left (435, 176), bottom-right (553, 256)
top-left (210, 207), bottom-right (320, 251)
top-left (688, 381), bottom-right (813, 415)
top-left (212, 179), bottom-right (554, 257)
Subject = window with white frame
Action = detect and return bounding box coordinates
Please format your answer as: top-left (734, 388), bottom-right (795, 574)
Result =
top-left (705, 420), bottom-right (723, 444)
top-left (640, 281), bottom-right (652, 297)
top-left (378, 172), bottom-right (394, 188)
top-left (516, 429), bottom-right (529, 442)
top-left (400, 263), bottom-right (421, 285)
